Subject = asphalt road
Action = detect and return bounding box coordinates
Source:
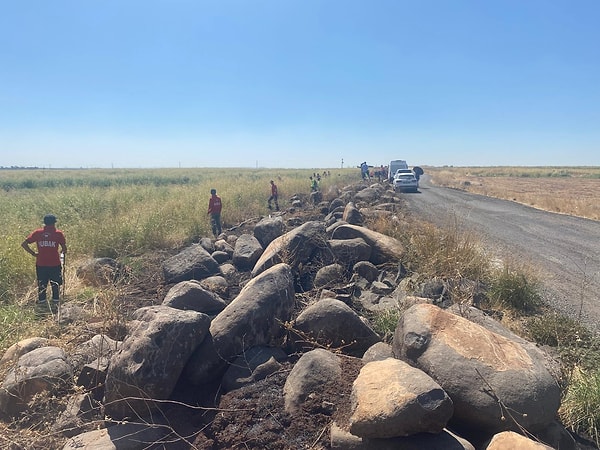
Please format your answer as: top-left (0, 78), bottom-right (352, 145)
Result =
top-left (401, 175), bottom-right (600, 333)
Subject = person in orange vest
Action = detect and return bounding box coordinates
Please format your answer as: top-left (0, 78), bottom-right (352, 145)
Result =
top-left (268, 180), bottom-right (280, 211)
top-left (22, 214), bottom-right (67, 312)
top-left (207, 188), bottom-right (222, 237)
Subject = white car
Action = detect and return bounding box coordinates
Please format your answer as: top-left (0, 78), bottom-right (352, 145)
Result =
top-left (393, 172), bottom-right (419, 192)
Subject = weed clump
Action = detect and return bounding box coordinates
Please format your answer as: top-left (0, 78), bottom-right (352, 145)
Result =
top-left (486, 266), bottom-right (542, 313)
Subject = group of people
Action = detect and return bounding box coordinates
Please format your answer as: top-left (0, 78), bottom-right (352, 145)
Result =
top-left (359, 162), bottom-right (388, 182)
top-left (23, 175), bottom-right (320, 313)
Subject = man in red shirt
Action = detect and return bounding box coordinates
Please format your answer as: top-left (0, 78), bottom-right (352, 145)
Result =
top-left (207, 189), bottom-right (222, 237)
top-left (268, 180), bottom-right (279, 211)
top-left (22, 214), bottom-right (67, 310)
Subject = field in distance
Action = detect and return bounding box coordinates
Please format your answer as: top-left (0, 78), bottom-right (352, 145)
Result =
top-left (426, 166), bottom-right (600, 221)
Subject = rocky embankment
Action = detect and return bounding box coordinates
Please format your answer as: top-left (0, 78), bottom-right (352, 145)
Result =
top-left (0, 181), bottom-right (587, 449)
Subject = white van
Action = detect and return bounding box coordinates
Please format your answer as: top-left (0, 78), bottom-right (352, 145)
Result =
top-left (388, 160), bottom-right (408, 181)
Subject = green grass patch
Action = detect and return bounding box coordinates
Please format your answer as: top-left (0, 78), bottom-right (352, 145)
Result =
top-left (486, 265), bottom-right (542, 313)
top-left (560, 368), bottom-right (600, 446)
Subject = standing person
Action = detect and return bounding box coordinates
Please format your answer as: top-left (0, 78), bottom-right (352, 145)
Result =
top-left (207, 188), bottom-right (222, 237)
top-left (310, 176), bottom-right (318, 192)
top-left (268, 180), bottom-right (279, 211)
top-left (21, 214), bottom-right (67, 311)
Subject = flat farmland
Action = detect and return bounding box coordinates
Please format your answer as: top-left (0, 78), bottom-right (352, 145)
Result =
top-left (426, 166), bottom-right (600, 221)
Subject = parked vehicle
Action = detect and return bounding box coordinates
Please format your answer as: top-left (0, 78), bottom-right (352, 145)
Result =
top-left (393, 172), bottom-right (419, 192)
top-left (388, 160), bottom-right (408, 182)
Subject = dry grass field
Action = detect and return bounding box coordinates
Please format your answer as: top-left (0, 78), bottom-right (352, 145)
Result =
top-left (426, 166), bottom-right (600, 221)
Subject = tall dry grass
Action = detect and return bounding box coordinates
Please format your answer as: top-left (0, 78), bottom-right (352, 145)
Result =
top-left (427, 166), bottom-right (600, 221)
top-left (0, 168), bottom-right (356, 337)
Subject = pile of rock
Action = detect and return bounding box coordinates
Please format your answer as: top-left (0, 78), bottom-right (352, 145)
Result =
top-left (0, 182), bottom-right (575, 449)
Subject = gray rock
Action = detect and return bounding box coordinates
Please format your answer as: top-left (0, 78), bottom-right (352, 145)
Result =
top-left (0, 337), bottom-right (49, 366)
top-left (253, 216), bottom-right (285, 248)
top-left (343, 202), bottom-right (364, 225)
top-left (183, 263), bottom-right (295, 384)
top-left (354, 187), bottom-right (379, 203)
top-left (329, 197), bottom-right (345, 212)
top-left (349, 358), bottom-right (453, 438)
top-left (353, 261), bottom-right (379, 282)
top-left (162, 244), bottom-right (221, 284)
top-left (331, 224), bottom-right (404, 265)
top-left (330, 238), bottom-right (372, 267)
top-left (294, 298), bottom-right (380, 357)
top-left (199, 275), bottom-right (230, 298)
top-left (283, 349), bottom-right (342, 414)
top-left (104, 306), bottom-right (211, 420)
top-left (252, 221), bottom-right (329, 277)
top-left (362, 342), bottom-right (394, 363)
top-left (232, 233), bottom-right (264, 271)
top-left (162, 280), bottom-right (227, 315)
top-left (314, 263), bottom-right (347, 289)
top-left (392, 303), bottom-right (561, 437)
top-left (199, 237), bottom-right (215, 253)
top-left (211, 250), bottom-right (230, 263)
top-left (0, 346), bottom-right (73, 418)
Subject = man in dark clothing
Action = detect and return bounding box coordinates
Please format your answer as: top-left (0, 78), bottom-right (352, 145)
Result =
top-left (207, 188), bottom-right (223, 237)
top-left (268, 180), bottom-right (279, 211)
top-left (22, 214), bottom-right (67, 311)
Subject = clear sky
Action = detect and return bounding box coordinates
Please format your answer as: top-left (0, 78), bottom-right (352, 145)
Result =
top-left (1, 1), bottom-right (599, 169)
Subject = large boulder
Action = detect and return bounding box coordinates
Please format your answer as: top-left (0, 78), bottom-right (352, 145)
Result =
top-left (294, 298), bottom-right (380, 357)
top-left (253, 216), bottom-right (285, 248)
top-left (331, 224), bottom-right (404, 265)
top-left (232, 234), bottom-right (264, 271)
top-left (0, 347), bottom-right (73, 418)
top-left (392, 304), bottom-right (561, 437)
top-left (313, 263), bottom-right (347, 289)
top-left (162, 244), bottom-right (221, 283)
top-left (354, 187), bottom-right (379, 203)
top-left (103, 306), bottom-right (211, 420)
top-left (162, 280), bottom-right (227, 315)
top-left (283, 348), bottom-right (342, 414)
top-left (252, 221), bottom-right (329, 277)
top-left (183, 263), bottom-right (296, 384)
top-left (343, 202), bottom-right (364, 225)
top-left (349, 358), bottom-right (453, 438)
top-left (329, 238), bottom-right (372, 267)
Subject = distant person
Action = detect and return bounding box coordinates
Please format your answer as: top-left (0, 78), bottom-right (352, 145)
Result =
top-left (360, 162), bottom-right (369, 180)
top-left (268, 180), bottom-right (280, 211)
top-left (310, 176), bottom-right (318, 192)
top-left (207, 188), bottom-right (222, 237)
top-left (21, 214), bottom-right (67, 312)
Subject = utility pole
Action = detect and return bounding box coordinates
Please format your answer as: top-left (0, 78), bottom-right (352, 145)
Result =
top-left (341, 158), bottom-right (344, 169)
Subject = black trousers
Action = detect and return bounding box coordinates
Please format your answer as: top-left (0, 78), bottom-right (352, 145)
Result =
top-left (36, 265), bottom-right (62, 301)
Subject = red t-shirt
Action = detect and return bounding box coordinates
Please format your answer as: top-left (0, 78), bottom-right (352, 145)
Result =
top-left (26, 225), bottom-right (66, 266)
top-left (208, 195), bottom-right (222, 214)
top-left (271, 183), bottom-right (278, 196)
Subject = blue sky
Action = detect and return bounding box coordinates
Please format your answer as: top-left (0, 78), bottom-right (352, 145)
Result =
top-left (1, 1), bottom-right (599, 169)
